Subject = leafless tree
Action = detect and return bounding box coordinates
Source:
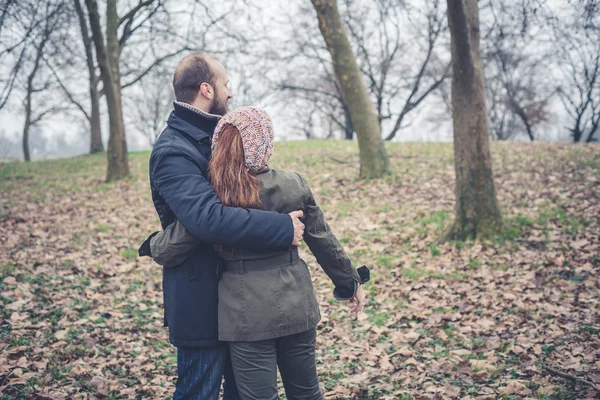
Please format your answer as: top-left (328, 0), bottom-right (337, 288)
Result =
top-left (311, 0), bottom-right (390, 178)
top-left (0, 0), bottom-right (37, 112)
top-left (17, 0), bottom-right (71, 161)
top-left (480, 0), bottom-right (552, 141)
top-left (445, 0), bottom-right (503, 240)
top-left (84, 0), bottom-right (199, 181)
top-left (274, 0), bottom-right (448, 141)
top-left (343, 0), bottom-right (450, 141)
top-left (552, 2), bottom-right (600, 143)
top-left (74, 0), bottom-right (103, 153)
top-left (127, 67), bottom-right (173, 147)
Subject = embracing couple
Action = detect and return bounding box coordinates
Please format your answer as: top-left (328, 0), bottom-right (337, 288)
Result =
top-left (139, 51), bottom-right (370, 400)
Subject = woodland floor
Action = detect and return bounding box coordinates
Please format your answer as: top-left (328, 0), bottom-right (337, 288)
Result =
top-left (0, 141), bottom-right (599, 400)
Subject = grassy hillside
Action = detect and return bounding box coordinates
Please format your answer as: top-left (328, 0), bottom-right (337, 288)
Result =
top-left (1, 141), bottom-right (599, 399)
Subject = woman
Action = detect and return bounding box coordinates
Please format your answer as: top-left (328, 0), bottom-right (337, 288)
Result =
top-left (149, 107), bottom-right (369, 400)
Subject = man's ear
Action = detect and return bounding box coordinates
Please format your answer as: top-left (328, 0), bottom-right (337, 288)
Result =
top-left (199, 82), bottom-right (214, 100)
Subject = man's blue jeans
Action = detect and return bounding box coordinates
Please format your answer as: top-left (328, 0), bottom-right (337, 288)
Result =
top-left (174, 344), bottom-right (240, 400)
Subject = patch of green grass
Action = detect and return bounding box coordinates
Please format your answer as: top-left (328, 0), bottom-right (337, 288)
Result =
top-left (367, 310), bottom-right (390, 327)
top-left (376, 255), bottom-right (395, 269)
top-left (467, 257), bottom-right (482, 270)
top-left (439, 326), bottom-right (455, 342)
top-left (536, 204), bottom-right (583, 234)
top-left (0, 262), bottom-right (16, 279)
top-left (471, 336), bottom-right (485, 348)
top-left (447, 271), bottom-right (469, 281)
top-left (402, 266), bottom-right (427, 281)
top-left (335, 201), bottom-right (356, 217)
top-left (542, 344), bottom-right (556, 354)
top-left (492, 263), bottom-right (512, 271)
top-left (10, 336), bottom-right (30, 347)
top-left (582, 156), bottom-right (600, 170)
top-left (415, 210), bottom-right (452, 237)
top-left (429, 244), bottom-right (441, 256)
top-left (580, 325), bottom-right (599, 335)
top-left (121, 248), bottom-right (138, 260)
top-left (96, 223), bottom-right (111, 233)
top-left (402, 264), bottom-right (446, 281)
top-left (1, 384), bottom-right (37, 399)
top-left (514, 214), bottom-right (533, 228)
top-left (499, 340), bottom-right (512, 353)
top-left (495, 224), bottom-right (522, 244)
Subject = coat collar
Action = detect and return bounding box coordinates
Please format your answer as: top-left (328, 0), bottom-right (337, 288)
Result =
top-left (167, 102), bottom-right (221, 143)
top-left (254, 167), bottom-right (271, 175)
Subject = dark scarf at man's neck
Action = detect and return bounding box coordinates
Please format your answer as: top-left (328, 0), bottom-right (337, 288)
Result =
top-left (173, 101), bottom-right (221, 136)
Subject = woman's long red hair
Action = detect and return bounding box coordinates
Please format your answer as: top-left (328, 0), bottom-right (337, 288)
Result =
top-left (209, 124), bottom-right (262, 209)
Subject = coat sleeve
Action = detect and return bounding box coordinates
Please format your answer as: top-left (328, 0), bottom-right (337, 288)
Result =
top-left (150, 146), bottom-right (293, 249)
top-left (299, 174), bottom-right (361, 300)
top-left (150, 220), bottom-right (199, 267)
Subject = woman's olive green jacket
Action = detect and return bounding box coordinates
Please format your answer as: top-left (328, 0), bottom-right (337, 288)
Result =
top-left (149, 168), bottom-right (361, 341)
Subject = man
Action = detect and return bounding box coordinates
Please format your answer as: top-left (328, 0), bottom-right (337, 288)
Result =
top-left (139, 52), bottom-right (305, 399)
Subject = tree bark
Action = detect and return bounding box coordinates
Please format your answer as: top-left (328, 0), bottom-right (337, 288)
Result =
top-left (74, 0), bottom-right (103, 154)
top-left (85, 0), bottom-right (129, 181)
top-left (311, 0), bottom-right (389, 178)
top-left (22, 91), bottom-right (32, 162)
top-left (509, 98), bottom-right (535, 141)
top-left (89, 83), bottom-right (103, 152)
top-left (445, 0), bottom-right (503, 240)
top-left (22, 28), bottom-right (48, 162)
top-left (343, 103), bottom-right (354, 140)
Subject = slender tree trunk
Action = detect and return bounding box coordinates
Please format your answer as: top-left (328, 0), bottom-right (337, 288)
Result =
top-left (586, 118), bottom-right (599, 143)
top-left (512, 102), bottom-right (535, 141)
top-left (105, 0), bottom-right (128, 178)
top-left (445, 0), bottom-right (502, 240)
top-left (22, 92), bottom-right (31, 162)
top-left (22, 34), bottom-right (47, 162)
top-left (89, 84), bottom-right (103, 152)
top-left (85, 0), bottom-right (129, 181)
top-left (572, 122), bottom-right (583, 142)
top-left (311, 0), bottom-right (389, 178)
top-left (524, 123), bottom-right (534, 142)
top-left (343, 105), bottom-right (354, 140)
top-left (74, 0), bottom-right (104, 153)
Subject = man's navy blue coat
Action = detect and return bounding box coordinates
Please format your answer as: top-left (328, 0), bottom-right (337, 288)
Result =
top-left (149, 103), bottom-right (293, 347)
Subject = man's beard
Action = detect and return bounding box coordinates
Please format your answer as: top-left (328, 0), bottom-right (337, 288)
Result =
top-left (209, 92), bottom-right (229, 116)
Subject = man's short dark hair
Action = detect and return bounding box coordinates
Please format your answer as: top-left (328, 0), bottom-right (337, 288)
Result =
top-left (173, 52), bottom-right (216, 104)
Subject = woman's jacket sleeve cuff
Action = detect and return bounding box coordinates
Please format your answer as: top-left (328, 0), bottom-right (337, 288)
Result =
top-left (332, 266), bottom-right (370, 300)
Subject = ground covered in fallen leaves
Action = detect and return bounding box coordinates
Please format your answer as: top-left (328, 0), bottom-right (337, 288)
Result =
top-left (1, 141), bottom-right (599, 400)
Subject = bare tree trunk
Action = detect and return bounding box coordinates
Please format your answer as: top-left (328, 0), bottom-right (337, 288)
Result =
top-left (311, 0), bottom-right (389, 178)
top-left (85, 0), bottom-right (129, 181)
top-left (587, 118), bottom-right (599, 143)
top-left (445, 0), bottom-right (502, 240)
top-left (22, 92), bottom-right (31, 162)
top-left (89, 84), bottom-right (103, 152)
top-left (22, 29), bottom-right (48, 162)
top-left (508, 94), bottom-right (535, 141)
top-left (74, 0), bottom-right (103, 154)
top-left (343, 104), bottom-right (353, 140)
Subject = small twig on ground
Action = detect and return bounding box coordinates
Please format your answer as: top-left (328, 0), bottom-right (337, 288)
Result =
top-left (1, 370), bottom-right (12, 386)
top-left (542, 364), bottom-right (600, 393)
top-left (328, 156), bottom-right (350, 164)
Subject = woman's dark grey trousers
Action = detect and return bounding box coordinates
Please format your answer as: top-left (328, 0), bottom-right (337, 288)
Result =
top-left (228, 329), bottom-right (324, 400)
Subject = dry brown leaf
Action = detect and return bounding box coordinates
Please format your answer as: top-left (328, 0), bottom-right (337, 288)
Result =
top-left (499, 380), bottom-right (533, 395)
top-left (54, 330), bottom-right (68, 340)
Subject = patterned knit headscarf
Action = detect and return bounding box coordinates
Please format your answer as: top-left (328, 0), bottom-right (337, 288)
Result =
top-left (212, 106), bottom-right (275, 173)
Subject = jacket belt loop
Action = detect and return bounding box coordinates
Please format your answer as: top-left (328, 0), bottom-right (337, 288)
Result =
top-left (289, 249), bottom-right (293, 264)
